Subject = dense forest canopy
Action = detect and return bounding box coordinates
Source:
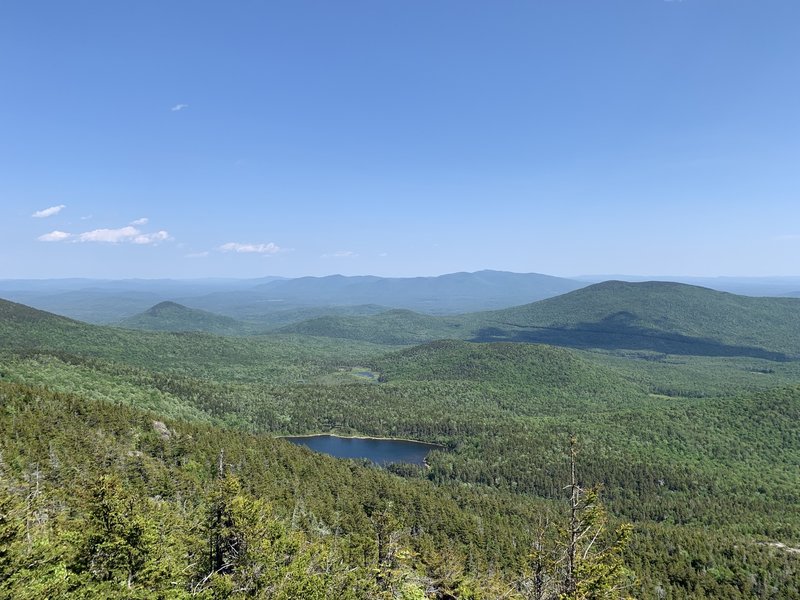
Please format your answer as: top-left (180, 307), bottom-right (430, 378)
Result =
top-left (1, 285), bottom-right (799, 598)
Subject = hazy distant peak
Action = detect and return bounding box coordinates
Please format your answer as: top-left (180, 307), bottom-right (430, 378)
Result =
top-left (145, 300), bottom-right (187, 314)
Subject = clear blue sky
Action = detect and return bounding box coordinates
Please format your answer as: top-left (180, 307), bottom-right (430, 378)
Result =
top-left (2, 0), bottom-right (799, 279)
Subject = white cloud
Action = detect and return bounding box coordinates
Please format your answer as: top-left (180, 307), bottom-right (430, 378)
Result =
top-left (130, 217), bottom-right (149, 226)
top-left (35, 222), bottom-right (171, 245)
top-left (171, 103), bottom-right (188, 112)
top-left (133, 230), bottom-right (170, 245)
top-left (37, 230), bottom-right (72, 242)
top-left (32, 204), bottom-right (65, 218)
top-left (185, 251), bottom-right (210, 258)
top-left (77, 226), bottom-right (140, 243)
top-left (322, 250), bottom-right (358, 259)
top-left (219, 242), bottom-right (282, 254)
top-left (75, 225), bottom-right (171, 245)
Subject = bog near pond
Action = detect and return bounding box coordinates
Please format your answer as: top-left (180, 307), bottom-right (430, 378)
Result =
top-left (283, 434), bottom-right (441, 466)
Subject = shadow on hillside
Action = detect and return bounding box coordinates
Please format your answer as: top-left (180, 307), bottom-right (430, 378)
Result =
top-left (471, 318), bottom-right (791, 361)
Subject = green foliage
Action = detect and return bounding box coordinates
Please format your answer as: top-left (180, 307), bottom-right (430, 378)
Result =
top-left (0, 297), bottom-right (398, 384)
top-left (474, 281), bottom-right (800, 357)
top-left (1, 295), bottom-right (799, 598)
top-left (278, 281), bottom-right (800, 358)
top-left (0, 381), bottom-right (543, 598)
top-left (118, 301), bottom-right (253, 335)
top-left (279, 309), bottom-right (463, 345)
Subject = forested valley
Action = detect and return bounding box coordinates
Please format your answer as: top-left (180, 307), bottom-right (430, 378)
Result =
top-left (1, 285), bottom-right (798, 599)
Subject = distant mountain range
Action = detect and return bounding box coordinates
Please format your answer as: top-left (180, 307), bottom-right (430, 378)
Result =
top-left (0, 271), bottom-right (586, 322)
top-left (280, 281), bottom-right (800, 359)
top-left (20, 278), bottom-right (792, 362)
top-left (4, 271), bottom-right (800, 326)
top-left (245, 270), bottom-right (585, 311)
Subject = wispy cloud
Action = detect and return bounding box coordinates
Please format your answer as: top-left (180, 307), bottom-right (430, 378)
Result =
top-left (130, 217), bottom-right (149, 226)
top-left (219, 242), bottom-right (282, 254)
top-left (37, 230), bottom-right (72, 242)
top-left (774, 234), bottom-right (800, 242)
top-left (185, 251), bottom-right (210, 258)
top-left (171, 103), bottom-right (189, 112)
top-left (79, 226), bottom-right (171, 244)
top-left (36, 220), bottom-right (171, 245)
top-left (322, 250), bottom-right (358, 259)
top-left (77, 226), bottom-right (140, 243)
top-left (32, 204), bottom-right (65, 218)
top-left (132, 231), bottom-right (170, 245)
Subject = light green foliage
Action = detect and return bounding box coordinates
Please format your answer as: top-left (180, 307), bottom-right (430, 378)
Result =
top-left (118, 301), bottom-right (253, 336)
top-left (1, 295), bottom-right (799, 598)
top-left (280, 281), bottom-right (800, 358)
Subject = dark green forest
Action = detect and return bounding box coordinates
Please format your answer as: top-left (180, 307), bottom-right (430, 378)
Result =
top-left (1, 286), bottom-right (798, 599)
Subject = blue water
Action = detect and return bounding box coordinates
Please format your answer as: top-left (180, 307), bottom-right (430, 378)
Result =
top-left (284, 434), bottom-right (439, 466)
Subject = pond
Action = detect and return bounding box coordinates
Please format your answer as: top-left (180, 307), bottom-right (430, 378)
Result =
top-left (283, 434), bottom-right (441, 466)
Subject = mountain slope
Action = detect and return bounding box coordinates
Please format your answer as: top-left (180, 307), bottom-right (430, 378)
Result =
top-left (369, 339), bottom-right (641, 399)
top-left (473, 280), bottom-right (800, 358)
top-left (280, 281), bottom-right (800, 358)
top-left (2, 296), bottom-right (799, 598)
top-left (0, 379), bottom-right (555, 598)
top-left (277, 309), bottom-right (462, 345)
top-left (0, 297), bottom-right (398, 384)
top-left (0, 277), bottom-right (286, 323)
top-left (118, 301), bottom-right (251, 335)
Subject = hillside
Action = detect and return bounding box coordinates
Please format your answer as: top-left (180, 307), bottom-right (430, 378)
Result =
top-left (370, 339), bottom-right (638, 396)
top-left (0, 298), bottom-right (91, 345)
top-left (183, 300), bottom-right (391, 329)
top-left (1, 296), bottom-right (799, 598)
top-left (0, 278), bottom-right (283, 323)
top-left (474, 281), bottom-right (800, 358)
top-left (0, 380), bottom-right (557, 598)
top-left (278, 309), bottom-right (463, 345)
top-left (118, 301), bottom-right (252, 335)
top-left (0, 297), bottom-right (398, 385)
top-left (280, 281), bottom-right (800, 358)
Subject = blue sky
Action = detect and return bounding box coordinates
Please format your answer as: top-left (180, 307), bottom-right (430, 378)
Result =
top-left (2, 0), bottom-right (799, 278)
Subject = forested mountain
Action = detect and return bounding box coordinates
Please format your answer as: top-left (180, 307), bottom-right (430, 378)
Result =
top-left (0, 278), bottom-right (284, 323)
top-left (278, 309), bottom-right (463, 345)
top-left (575, 275), bottom-right (800, 298)
top-left (0, 381), bottom-right (566, 598)
top-left (0, 297), bottom-right (396, 386)
top-left (184, 301), bottom-right (393, 330)
top-left (370, 340), bottom-right (636, 394)
top-left (475, 281), bottom-right (800, 357)
top-left (282, 281), bottom-right (800, 358)
top-left (118, 301), bottom-right (253, 335)
top-left (1, 377), bottom-right (797, 599)
top-left (1, 295), bottom-right (799, 598)
top-left (7, 274), bottom-right (800, 326)
top-left (247, 270), bottom-right (585, 313)
top-left (0, 271), bottom-right (585, 323)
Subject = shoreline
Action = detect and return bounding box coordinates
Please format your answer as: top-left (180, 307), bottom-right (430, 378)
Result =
top-left (275, 432), bottom-right (446, 448)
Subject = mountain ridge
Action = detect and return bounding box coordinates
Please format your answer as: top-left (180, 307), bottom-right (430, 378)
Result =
top-left (118, 301), bottom-right (251, 335)
top-left (280, 280), bottom-right (800, 358)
